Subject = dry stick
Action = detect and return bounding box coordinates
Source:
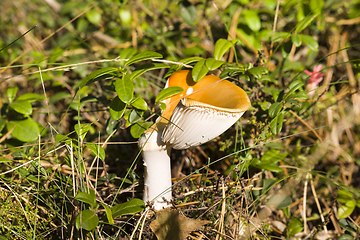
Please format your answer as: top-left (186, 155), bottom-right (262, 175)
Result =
top-left (321, 199), bottom-right (343, 235)
top-left (226, 7), bottom-right (242, 63)
top-left (138, 207), bottom-right (150, 240)
top-left (320, 33), bottom-right (340, 96)
top-left (69, 141), bottom-right (77, 197)
top-left (310, 175), bottom-right (328, 233)
top-left (270, 0), bottom-right (281, 56)
top-left (211, 229), bottom-right (234, 240)
top-left (216, 180), bottom-right (226, 240)
top-left (326, 15), bottom-right (360, 25)
top-left (289, 110), bottom-right (323, 142)
top-left (303, 172), bottom-right (310, 234)
top-left (0, 4), bottom-right (94, 75)
top-left (0, 126), bottom-right (15, 144)
top-left (340, 31), bottom-right (360, 123)
top-left (130, 207), bottom-right (150, 240)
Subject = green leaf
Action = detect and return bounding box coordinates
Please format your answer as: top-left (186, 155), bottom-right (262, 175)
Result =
top-left (309, 0), bottom-right (324, 14)
top-left (6, 118), bottom-right (40, 142)
top-left (130, 62), bottom-right (169, 80)
top-left (119, 48), bottom-right (137, 60)
top-left (130, 121), bottom-right (153, 138)
top-left (243, 9), bottom-right (261, 32)
top-left (10, 100), bottom-right (32, 115)
top-left (262, 178), bottom-right (277, 194)
top-left (101, 203), bottom-right (114, 224)
top-left (284, 80), bottom-right (304, 100)
top-left (125, 51), bottom-right (162, 66)
top-left (261, 149), bottom-right (287, 163)
top-left (299, 34), bottom-right (319, 51)
top-left (76, 209), bottom-right (99, 231)
top-left (17, 93), bottom-right (45, 102)
top-left (269, 102), bottom-right (283, 118)
top-left (109, 97), bottom-right (127, 120)
top-left (295, 13), bottom-right (318, 33)
top-left (55, 134), bottom-right (71, 143)
top-left (179, 2), bottom-right (197, 26)
top-left (205, 58), bottom-right (224, 71)
top-left (291, 33), bottom-right (302, 47)
top-left (192, 59), bottom-right (209, 82)
top-left (115, 74), bottom-right (133, 104)
top-left (111, 198), bottom-right (145, 218)
top-left (105, 117), bottom-right (119, 135)
top-left (132, 98), bottom-right (148, 110)
top-left (337, 189), bottom-right (354, 203)
top-left (7, 87), bottom-right (18, 103)
top-left (267, 195), bottom-right (292, 209)
top-left (356, 198), bottom-right (360, 208)
top-left (270, 112), bottom-right (284, 135)
top-left (49, 92), bottom-right (71, 104)
top-left (179, 57), bottom-right (203, 65)
top-left (158, 102), bottom-right (167, 111)
top-left (156, 86), bottom-right (184, 102)
top-left (281, 41), bottom-right (292, 58)
top-left (287, 217), bottom-right (303, 237)
top-left (74, 123), bottom-right (91, 141)
top-left (128, 109), bottom-right (143, 124)
top-left (291, 91), bottom-right (308, 100)
top-left (247, 66), bottom-right (268, 79)
top-left (86, 143), bottom-right (105, 161)
top-left (338, 201), bottom-right (356, 219)
top-left (337, 234), bottom-right (355, 240)
top-left (213, 39), bottom-right (237, 60)
top-left (339, 218), bottom-right (357, 234)
top-left (79, 67), bottom-right (118, 88)
top-left (255, 162), bottom-right (283, 172)
top-left (17, 168), bottom-right (39, 183)
top-left (289, 80), bottom-right (305, 92)
top-left (86, 8), bottom-right (102, 25)
top-left (0, 117), bottom-right (5, 132)
top-left (273, 32), bottom-right (291, 42)
top-left (75, 190), bottom-right (96, 207)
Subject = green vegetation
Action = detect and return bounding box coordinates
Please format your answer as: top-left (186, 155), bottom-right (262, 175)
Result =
top-left (1, 0), bottom-right (360, 239)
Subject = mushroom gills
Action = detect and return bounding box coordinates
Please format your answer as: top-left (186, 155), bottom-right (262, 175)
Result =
top-left (162, 98), bottom-right (245, 149)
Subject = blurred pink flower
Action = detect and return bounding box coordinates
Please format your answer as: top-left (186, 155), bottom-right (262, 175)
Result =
top-left (304, 64), bottom-right (324, 97)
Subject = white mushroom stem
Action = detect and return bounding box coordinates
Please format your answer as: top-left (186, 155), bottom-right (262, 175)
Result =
top-left (139, 130), bottom-right (172, 210)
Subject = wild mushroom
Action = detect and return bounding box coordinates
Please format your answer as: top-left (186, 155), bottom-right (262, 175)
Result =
top-left (139, 70), bottom-right (251, 210)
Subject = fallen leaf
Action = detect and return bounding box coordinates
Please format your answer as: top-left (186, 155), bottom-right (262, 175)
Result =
top-left (150, 209), bottom-right (211, 240)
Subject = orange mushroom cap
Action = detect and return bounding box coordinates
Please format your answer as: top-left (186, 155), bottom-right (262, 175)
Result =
top-left (156, 70), bottom-right (251, 149)
top-left (161, 70), bottom-right (250, 122)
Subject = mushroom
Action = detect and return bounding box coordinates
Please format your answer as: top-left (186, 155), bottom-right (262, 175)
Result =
top-left (139, 70), bottom-right (251, 210)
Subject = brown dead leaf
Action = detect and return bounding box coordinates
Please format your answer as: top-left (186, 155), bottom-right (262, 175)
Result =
top-left (150, 209), bottom-right (211, 240)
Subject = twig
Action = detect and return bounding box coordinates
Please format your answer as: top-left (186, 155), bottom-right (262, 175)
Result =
top-left (303, 173), bottom-right (310, 234)
top-left (310, 175), bottom-right (328, 233)
top-left (270, 0), bottom-right (281, 56)
top-left (216, 179), bottom-right (226, 240)
top-left (289, 110), bottom-right (323, 142)
top-left (130, 207), bottom-right (150, 240)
